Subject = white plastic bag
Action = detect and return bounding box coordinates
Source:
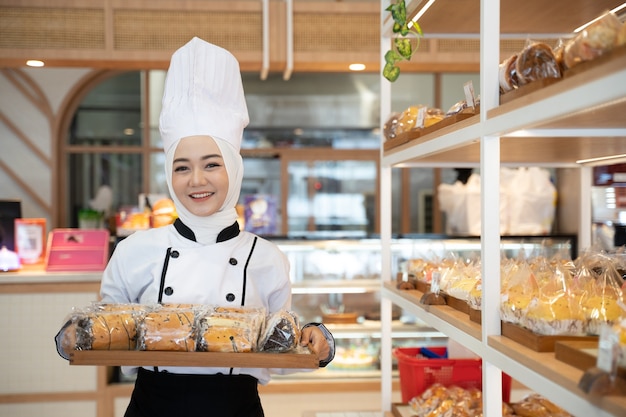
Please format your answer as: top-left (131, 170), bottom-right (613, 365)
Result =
top-left (437, 167), bottom-right (555, 235)
top-left (507, 167), bottom-right (556, 235)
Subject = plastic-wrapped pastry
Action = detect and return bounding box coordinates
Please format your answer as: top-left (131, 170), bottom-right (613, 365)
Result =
top-left (395, 105), bottom-right (444, 134)
top-left (383, 112), bottom-right (400, 141)
top-left (500, 263), bottom-right (538, 325)
top-left (579, 257), bottom-right (625, 335)
top-left (395, 105), bottom-right (424, 134)
top-left (563, 11), bottom-right (622, 69)
top-left (511, 393), bottom-right (573, 417)
top-left (617, 20), bottom-right (626, 46)
top-left (196, 306), bottom-right (266, 353)
top-left (68, 304), bottom-right (144, 352)
top-left (524, 293), bottom-right (585, 336)
top-left (259, 310), bottom-right (301, 352)
top-left (515, 41), bottom-right (562, 85)
top-left (498, 53), bottom-right (519, 93)
top-left (140, 306), bottom-right (197, 351)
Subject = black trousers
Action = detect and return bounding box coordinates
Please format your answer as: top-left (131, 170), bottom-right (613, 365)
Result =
top-left (124, 368), bottom-right (264, 417)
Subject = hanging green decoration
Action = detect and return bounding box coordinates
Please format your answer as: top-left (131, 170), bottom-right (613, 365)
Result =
top-left (383, 0), bottom-right (423, 82)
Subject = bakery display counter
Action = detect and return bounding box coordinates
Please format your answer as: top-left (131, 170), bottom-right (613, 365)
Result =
top-left (0, 265), bottom-right (101, 282)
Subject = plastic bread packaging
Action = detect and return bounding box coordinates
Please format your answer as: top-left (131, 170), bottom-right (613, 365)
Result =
top-left (196, 306), bottom-right (266, 353)
top-left (55, 303), bottom-right (146, 360)
top-left (383, 112), bottom-right (401, 141)
top-left (498, 53), bottom-right (519, 93)
top-left (441, 257), bottom-right (481, 302)
top-left (395, 105), bottom-right (445, 135)
top-left (499, 261), bottom-right (538, 326)
top-left (258, 310), bottom-right (301, 352)
top-left (523, 257), bottom-right (586, 336)
top-left (511, 393), bottom-right (573, 417)
top-left (139, 304), bottom-right (198, 352)
top-left (408, 383), bottom-right (498, 417)
top-left (577, 252), bottom-right (626, 335)
top-left (563, 11), bottom-right (622, 70)
top-left (515, 40), bottom-right (562, 86)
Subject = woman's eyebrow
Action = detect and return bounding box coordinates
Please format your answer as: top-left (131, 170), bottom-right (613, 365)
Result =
top-left (173, 154), bottom-right (222, 164)
top-left (200, 154), bottom-right (223, 160)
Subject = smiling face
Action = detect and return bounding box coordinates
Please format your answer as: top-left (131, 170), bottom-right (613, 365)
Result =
top-left (171, 136), bottom-right (229, 217)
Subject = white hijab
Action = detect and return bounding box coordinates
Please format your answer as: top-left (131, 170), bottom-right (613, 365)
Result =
top-left (165, 136), bottom-right (243, 245)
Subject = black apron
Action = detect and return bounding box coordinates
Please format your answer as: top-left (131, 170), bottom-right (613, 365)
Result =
top-left (124, 368), bottom-right (264, 417)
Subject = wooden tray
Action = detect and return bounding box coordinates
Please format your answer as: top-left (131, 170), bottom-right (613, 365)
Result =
top-left (554, 340), bottom-right (599, 372)
top-left (384, 108), bottom-right (478, 151)
top-left (500, 77), bottom-right (561, 104)
top-left (442, 294), bottom-right (470, 315)
top-left (501, 321), bottom-right (598, 352)
top-left (469, 307), bottom-right (481, 324)
top-left (69, 349), bottom-right (319, 368)
top-left (555, 340), bottom-right (626, 380)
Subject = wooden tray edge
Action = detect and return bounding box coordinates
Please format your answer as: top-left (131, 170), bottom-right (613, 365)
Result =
top-left (69, 349), bottom-right (319, 369)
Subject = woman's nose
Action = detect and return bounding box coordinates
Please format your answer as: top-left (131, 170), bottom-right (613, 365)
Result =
top-left (190, 169), bottom-right (207, 185)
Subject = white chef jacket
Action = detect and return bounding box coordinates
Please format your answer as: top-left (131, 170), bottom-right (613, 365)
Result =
top-left (100, 220), bottom-right (298, 385)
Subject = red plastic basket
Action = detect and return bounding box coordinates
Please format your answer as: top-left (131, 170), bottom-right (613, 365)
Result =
top-left (394, 347), bottom-right (511, 403)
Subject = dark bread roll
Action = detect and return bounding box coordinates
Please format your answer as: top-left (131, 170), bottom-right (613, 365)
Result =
top-left (259, 310), bottom-right (301, 352)
top-left (515, 42), bottom-right (561, 85)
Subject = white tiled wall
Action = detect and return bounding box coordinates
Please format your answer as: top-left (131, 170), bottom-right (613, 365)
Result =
top-left (0, 292), bottom-right (98, 394)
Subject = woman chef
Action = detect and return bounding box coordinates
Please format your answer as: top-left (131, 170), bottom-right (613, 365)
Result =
top-left (99, 37), bottom-right (334, 417)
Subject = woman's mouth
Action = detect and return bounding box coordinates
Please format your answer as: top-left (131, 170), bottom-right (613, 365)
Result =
top-left (190, 192), bottom-right (213, 199)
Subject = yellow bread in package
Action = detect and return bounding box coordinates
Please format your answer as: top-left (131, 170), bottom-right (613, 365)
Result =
top-left (500, 263), bottom-right (539, 326)
top-left (524, 293), bottom-right (585, 335)
top-left (395, 105), bottom-right (444, 135)
top-left (196, 306), bottom-right (266, 353)
top-left (140, 307), bottom-right (197, 351)
top-left (73, 304), bottom-right (144, 351)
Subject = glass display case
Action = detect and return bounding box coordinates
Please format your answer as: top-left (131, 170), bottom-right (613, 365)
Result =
top-left (269, 234), bottom-right (576, 380)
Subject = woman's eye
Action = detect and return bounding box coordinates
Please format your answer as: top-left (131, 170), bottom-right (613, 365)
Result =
top-left (174, 165), bottom-right (189, 172)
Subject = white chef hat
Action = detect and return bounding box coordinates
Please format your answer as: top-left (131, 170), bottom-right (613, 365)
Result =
top-left (159, 37), bottom-right (249, 154)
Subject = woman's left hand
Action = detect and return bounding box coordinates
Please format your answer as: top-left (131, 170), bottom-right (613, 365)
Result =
top-left (300, 326), bottom-right (330, 363)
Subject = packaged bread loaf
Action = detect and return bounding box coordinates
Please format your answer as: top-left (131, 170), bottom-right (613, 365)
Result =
top-left (498, 53), bottom-right (519, 93)
top-left (139, 305), bottom-right (197, 351)
top-left (196, 306), bottom-right (266, 353)
top-left (55, 303), bottom-right (145, 359)
top-left (515, 41), bottom-right (562, 85)
top-left (79, 304), bottom-right (144, 350)
top-left (563, 11), bottom-right (622, 70)
top-left (259, 310), bottom-right (301, 352)
top-left (579, 255), bottom-right (625, 335)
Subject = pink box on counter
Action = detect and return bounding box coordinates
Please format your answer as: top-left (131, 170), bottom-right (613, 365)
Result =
top-left (45, 229), bottom-right (110, 272)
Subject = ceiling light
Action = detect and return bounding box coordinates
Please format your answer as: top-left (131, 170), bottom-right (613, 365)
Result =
top-left (349, 63), bottom-right (366, 71)
top-left (576, 154), bottom-right (626, 165)
top-left (26, 60), bottom-right (44, 67)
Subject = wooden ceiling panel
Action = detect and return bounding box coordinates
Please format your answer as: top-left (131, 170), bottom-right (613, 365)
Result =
top-left (416, 0), bottom-right (624, 35)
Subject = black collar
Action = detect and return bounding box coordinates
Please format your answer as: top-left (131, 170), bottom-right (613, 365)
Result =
top-left (173, 218), bottom-right (240, 243)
